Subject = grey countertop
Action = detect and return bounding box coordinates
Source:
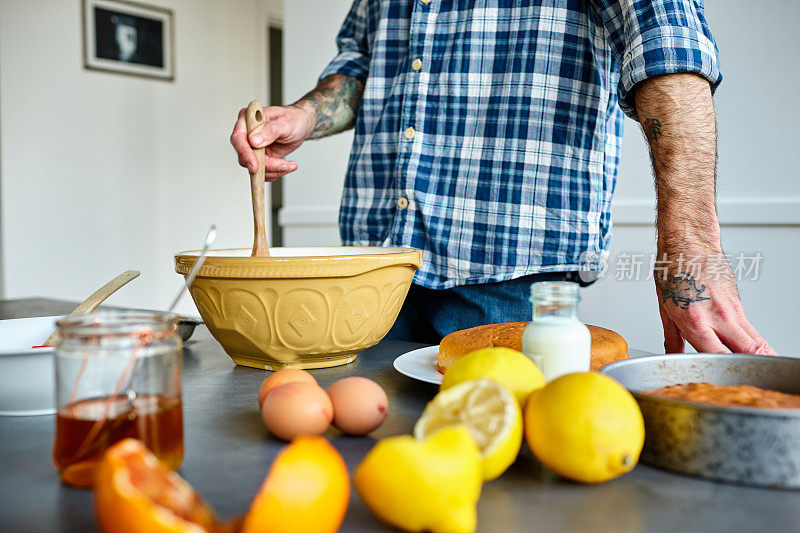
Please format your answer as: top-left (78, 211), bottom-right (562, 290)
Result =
top-left (1, 298), bottom-right (799, 532)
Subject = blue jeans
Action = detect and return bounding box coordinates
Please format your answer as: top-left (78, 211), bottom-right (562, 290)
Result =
top-left (385, 272), bottom-right (592, 344)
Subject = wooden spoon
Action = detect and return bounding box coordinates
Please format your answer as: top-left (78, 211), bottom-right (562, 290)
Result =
top-left (39, 270), bottom-right (140, 347)
top-left (246, 100), bottom-right (270, 257)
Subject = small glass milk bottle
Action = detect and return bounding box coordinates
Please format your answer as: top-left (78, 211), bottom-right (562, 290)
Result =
top-left (522, 281), bottom-right (591, 381)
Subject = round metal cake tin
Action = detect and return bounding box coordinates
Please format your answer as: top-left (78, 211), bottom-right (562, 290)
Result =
top-left (602, 354), bottom-right (800, 489)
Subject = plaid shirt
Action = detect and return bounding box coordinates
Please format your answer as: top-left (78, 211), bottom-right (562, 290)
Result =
top-left (321, 0), bottom-right (721, 289)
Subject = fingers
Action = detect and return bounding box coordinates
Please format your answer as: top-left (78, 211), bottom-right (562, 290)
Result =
top-left (230, 109), bottom-right (258, 172)
top-left (706, 302), bottom-right (777, 355)
top-left (264, 157), bottom-right (297, 181)
top-left (739, 319), bottom-right (778, 355)
top-left (715, 323), bottom-right (765, 355)
top-left (248, 124), bottom-right (273, 149)
top-left (658, 304), bottom-right (685, 354)
top-left (685, 326), bottom-right (730, 354)
top-left (248, 118), bottom-right (288, 150)
top-left (263, 171), bottom-right (293, 182)
top-left (261, 158), bottom-right (298, 181)
top-left (757, 342), bottom-right (777, 356)
top-left (263, 158), bottom-right (298, 174)
top-left (669, 309), bottom-right (776, 356)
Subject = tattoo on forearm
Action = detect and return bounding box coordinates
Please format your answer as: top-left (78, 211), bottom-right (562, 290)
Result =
top-left (655, 272), bottom-right (710, 309)
top-left (296, 75), bottom-right (364, 139)
top-left (643, 118), bottom-right (662, 143)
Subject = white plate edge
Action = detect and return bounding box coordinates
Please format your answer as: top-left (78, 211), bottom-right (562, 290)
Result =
top-left (393, 345), bottom-right (442, 385)
top-left (394, 345), bottom-right (656, 384)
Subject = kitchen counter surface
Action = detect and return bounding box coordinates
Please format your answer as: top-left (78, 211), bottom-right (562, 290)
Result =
top-left (1, 298), bottom-right (799, 532)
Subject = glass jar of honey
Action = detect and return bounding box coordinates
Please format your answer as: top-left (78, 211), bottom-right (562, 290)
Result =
top-left (52, 312), bottom-right (184, 488)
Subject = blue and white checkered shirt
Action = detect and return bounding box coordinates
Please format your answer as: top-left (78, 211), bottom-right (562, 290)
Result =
top-left (320, 0), bottom-right (721, 289)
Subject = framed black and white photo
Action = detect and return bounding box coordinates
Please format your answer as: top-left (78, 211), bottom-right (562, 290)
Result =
top-left (82, 0), bottom-right (174, 81)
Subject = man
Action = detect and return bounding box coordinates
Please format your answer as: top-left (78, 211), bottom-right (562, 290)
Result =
top-left (231, 0), bottom-right (774, 355)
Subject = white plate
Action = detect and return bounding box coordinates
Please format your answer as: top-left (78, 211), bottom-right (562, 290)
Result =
top-left (393, 346), bottom-right (442, 384)
top-left (0, 316), bottom-right (62, 416)
top-left (0, 315), bottom-right (61, 353)
top-left (393, 345), bottom-right (656, 385)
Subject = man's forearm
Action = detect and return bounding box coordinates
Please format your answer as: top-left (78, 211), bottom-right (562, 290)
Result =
top-left (294, 74), bottom-right (364, 139)
top-left (634, 73), bottom-right (774, 355)
top-left (635, 73), bottom-right (721, 252)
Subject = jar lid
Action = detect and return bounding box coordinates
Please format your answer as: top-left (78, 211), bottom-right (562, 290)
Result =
top-left (56, 311), bottom-right (178, 338)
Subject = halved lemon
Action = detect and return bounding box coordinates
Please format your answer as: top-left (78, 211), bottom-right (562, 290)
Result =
top-left (414, 378), bottom-right (522, 481)
top-left (441, 347), bottom-right (545, 407)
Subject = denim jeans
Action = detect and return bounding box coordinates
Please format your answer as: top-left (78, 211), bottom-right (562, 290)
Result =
top-left (385, 272), bottom-right (592, 344)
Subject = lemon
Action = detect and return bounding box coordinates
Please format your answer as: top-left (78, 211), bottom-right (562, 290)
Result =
top-left (524, 372), bottom-right (645, 483)
top-left (415, 378), bottom-right (523, 481)
top-left (354, 425), bottom-right (482, 533)
top-left (441, 347), bottom-right (545, 406)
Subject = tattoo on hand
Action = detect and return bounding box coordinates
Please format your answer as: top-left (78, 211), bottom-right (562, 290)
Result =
top-left (296, 75), bottom-right (364, 139)
top-left (655, 272), bottom-right (710, 309)
top-left (643, 118), bottom-right (662, 143)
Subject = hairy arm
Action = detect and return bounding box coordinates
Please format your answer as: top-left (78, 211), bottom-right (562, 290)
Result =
top-left (637, 73), bottom-right (720, 253)
top-left (294, 74), bottom-right (365, 139)
top-left (635, 73), bottom-right (774, 355)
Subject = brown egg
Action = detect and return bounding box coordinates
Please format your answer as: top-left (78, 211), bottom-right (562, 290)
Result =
top-left (326, 377), bottom-right (389, 435)
top-left (258, 368), bottom-right (317, 407)
top-left (260, 382), bottom-right (333, 441)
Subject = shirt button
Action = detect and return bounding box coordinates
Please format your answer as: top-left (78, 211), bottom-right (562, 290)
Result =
top-left (411, 58), bottom-right (423, 71)
top-left (397, 197), bottom-right (409, 209)
top-left (404, 127), bottom-right (416, 140)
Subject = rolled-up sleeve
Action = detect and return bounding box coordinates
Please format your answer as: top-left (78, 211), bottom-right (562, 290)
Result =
top-left (592, 0), bottom-right (722, 119)
top-left (319, 0), bottom-right (371, 83)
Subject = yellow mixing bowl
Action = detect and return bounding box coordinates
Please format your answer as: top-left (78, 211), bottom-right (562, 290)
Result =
top-left (174, 246), bottom-right (421, 370)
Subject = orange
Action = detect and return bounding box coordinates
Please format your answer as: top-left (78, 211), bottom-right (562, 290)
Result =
top-left (93, 439), bottom-right (217, 533)
top-left (242, 436), bottom-right (349, 533)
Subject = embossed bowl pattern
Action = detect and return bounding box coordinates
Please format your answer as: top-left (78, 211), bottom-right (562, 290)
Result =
top-left (175, 247), bottom-right (422, 370)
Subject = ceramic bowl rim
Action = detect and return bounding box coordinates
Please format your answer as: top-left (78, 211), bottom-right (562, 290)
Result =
top-left (174, 246), bottom-right (422, 279)
top-left (175, 245), bottom-right (419, 259)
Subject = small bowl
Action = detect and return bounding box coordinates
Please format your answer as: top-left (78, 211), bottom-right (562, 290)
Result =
top-left (175, 246), bottom-right (421, 370)
top-left (177, 316), bottom-right (203, 343)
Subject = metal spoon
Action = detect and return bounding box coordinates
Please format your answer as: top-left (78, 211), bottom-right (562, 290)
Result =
top-left (166, 225), bottom-right (217, 315)
top-left (64, 226), bottom-right (217, 456)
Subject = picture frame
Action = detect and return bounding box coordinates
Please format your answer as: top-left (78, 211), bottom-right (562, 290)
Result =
top-left (82, 0), bottom-right (174, 81)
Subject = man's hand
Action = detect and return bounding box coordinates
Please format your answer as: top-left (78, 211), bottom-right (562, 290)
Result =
top-left (653, 248), bottom-right (775, 355)
top-left (230, 74), bottom-right (364, 181)
top-left (635, 73), bottom-right (776, 355)
top-left (230, 104), bottom-right (312, 181)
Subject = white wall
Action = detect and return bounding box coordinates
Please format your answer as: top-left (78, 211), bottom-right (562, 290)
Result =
top-left (280, 0), bottom-right (353, 246)
top-left (280, 0), bottom-right (800, 355)
top-left (1, 0), bottom-right (281, 316)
